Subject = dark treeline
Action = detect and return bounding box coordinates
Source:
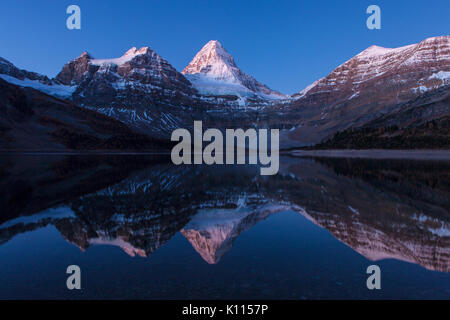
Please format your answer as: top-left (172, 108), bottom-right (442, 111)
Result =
top-left (311, 116), bottom-right (450, 149)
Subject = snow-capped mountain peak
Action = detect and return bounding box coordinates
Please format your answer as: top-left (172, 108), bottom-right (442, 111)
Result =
top-left (183, 40), bottom-right (286, 100)
top-left (90, 46), bottom-right (154, 67)
top-left (182, 40), bottom-right (238, 82)
top-left (293, 35), bottom-right (450, 101)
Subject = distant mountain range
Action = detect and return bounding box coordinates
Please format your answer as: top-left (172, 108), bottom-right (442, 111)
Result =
top-left (0, 36), bottom-right (449, 150)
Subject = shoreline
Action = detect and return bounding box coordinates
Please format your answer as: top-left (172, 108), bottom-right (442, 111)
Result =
top-left (289, 149), bottom-right (450, 160)
top-left (1, 149), bottom-right (450, 160)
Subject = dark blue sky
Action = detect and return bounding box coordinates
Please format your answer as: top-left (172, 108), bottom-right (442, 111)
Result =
top-left (1, 0), bottom-right (449, 94)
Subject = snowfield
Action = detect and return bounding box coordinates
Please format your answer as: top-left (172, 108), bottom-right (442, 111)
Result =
top-left (0, 74), bottom-right (76, 98)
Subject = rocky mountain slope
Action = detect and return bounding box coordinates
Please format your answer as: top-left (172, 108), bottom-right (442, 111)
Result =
top-left (0, 78), bottom-right (170, 151)
top-left (56, 47), bottom-right (196, 108)
top-left (54, 48), bottom-right (204, 137)
top-left (282, 36), bottom-right (450, 146)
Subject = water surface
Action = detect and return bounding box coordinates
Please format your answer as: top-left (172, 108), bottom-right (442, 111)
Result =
top-left (0, 154), bottom-right (448, 299)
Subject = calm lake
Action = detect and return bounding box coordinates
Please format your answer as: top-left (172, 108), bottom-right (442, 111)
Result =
top-left (0, 154), bottom-right (448, 299)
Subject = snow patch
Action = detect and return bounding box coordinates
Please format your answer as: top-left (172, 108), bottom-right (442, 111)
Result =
top-left (91, 47), bottom-right (150, 66)
top-left (0, 206), bottom-right (76, 229)
top-left (428, 71), bottom-right (450, 82)
top-left (0, 74), bottom-right (76, 98)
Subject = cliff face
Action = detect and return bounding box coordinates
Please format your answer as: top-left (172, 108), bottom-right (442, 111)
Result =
top-left (56, 47), bottom-right (196, 108)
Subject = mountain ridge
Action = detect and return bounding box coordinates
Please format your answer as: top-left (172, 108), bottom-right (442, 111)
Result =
top-left (0, 35), bottom-right (449, 149)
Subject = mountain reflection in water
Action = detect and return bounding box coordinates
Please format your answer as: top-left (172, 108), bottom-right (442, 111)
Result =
top-left (0, 154), bottom-right (448, 299)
